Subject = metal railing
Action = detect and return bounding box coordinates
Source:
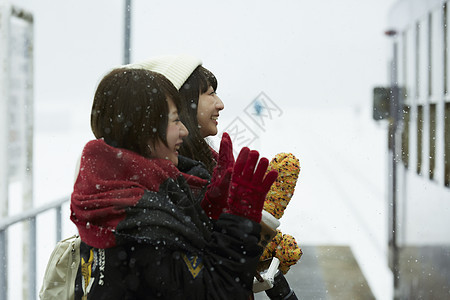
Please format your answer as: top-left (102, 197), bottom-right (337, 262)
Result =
top-left (0, 197), bottom-right (69, 300)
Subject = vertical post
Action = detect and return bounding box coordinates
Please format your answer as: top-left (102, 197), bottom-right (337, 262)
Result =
top-left (24, 9), bottom-right (34, 300)
top-left (0, 4), bottom-right (10, 300)
top-left (56, 205), bottom-right (62, 243)
top-left (124, 0), bottom-right (132, 64)
top-left (0, 230), bottom-right (7, 300)
top-left (390, 84), bottom-right (400, 295)
top-left (28, 217), bottom-right (36, 300)
top-left (388, 37), bottom-right (403, 300)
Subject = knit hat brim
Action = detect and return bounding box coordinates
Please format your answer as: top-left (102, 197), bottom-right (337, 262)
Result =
top-left (127, 54), bottom-right (202, 90)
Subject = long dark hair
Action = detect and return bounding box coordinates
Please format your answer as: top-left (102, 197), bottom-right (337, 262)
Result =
top-left (178, 66), bottom-right (218, 173)
top-left (91, 68), bottom-right (181, 157)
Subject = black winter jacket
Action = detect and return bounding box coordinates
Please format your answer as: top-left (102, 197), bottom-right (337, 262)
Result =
top-left (71, 140), bottom-right (262, 299)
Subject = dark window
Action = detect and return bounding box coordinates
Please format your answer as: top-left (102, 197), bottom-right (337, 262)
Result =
top-left (445, 102), bottom-right (450, 187)
top-left (417, 105), bottom-right (424, 175)
top-left (402, 105), bottom-right (410, 168)
top-left (429, 104), bottom-right (436, 179)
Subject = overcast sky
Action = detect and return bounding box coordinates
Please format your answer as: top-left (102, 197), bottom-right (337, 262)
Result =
top-left (12, 0), bottom-right (396, 121)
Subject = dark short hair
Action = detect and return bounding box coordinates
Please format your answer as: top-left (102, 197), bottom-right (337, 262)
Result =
top-left (91, 67), bottom-right (181, 157)
top-left (178, 66), bottom-right (218, 173)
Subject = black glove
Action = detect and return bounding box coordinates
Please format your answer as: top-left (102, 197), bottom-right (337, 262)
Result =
top-left (265, 271), bottom-right (297, 300)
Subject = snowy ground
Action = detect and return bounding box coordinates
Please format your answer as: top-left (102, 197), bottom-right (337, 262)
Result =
top-left (7, 105), bottom-right (393, 299)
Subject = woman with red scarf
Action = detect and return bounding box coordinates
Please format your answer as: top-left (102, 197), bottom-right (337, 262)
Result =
top-left (70, 67), bottom-right (277, 299)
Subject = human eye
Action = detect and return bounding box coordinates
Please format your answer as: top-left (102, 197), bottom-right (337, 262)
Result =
top-left (169, 111), bottom-right (180, 123)
top-left (206, 86), bottom-right (216, 96)
top-left (173, 114), bottom-right (181, 123)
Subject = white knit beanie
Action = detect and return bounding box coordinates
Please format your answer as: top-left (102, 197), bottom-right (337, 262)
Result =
top-left (127, 54), bottom-right (202, 90)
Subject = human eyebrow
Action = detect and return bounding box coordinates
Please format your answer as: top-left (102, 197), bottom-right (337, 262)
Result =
top-left (207, 86), bottom-right (216, 95)
top-left (169, 110), bottom-right (179, 120)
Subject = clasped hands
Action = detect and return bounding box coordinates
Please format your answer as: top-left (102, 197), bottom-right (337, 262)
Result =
top-left (201, 133), bottom-right (278, 223)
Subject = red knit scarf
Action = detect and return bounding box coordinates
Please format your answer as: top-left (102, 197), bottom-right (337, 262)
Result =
top-left (71, 139), bottom-right (208, 248)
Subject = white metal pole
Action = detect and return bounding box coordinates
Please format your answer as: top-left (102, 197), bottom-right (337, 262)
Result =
top-left (0, 4), bottom-right (11, 299)
top-left (22, 9), bottom-right (34, 299)
top-left (124, 0), bottom-right (132, 64)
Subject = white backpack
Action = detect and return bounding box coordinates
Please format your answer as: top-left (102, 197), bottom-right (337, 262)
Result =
top-left (39, 235), bottom-right (81, 300)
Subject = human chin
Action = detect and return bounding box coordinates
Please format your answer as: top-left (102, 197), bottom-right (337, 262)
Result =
top-left (208, 125), bottom-right (218, 136)
top-left (165, 149), bottom-right (179, 165)
top-left (153, 145), bottom-right (178, 165)
top-left (199, 123), bottom-right (218, 137)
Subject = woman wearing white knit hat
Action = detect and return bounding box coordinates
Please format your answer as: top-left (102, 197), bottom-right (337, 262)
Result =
top-left (129, 55), bottom-right (223, 175)
top-left (130, 55), bottom-right (302, 300)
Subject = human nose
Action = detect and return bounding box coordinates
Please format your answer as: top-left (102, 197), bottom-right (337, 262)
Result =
top-left (180, 121), bottom-right (189, 137)
top-left (216, 96), bottom-right (224, 111)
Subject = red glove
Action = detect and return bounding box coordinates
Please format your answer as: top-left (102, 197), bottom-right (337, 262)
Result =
top-left (201, 132), bottom-right (235, 219)
top-left (225, 147), bottom-right (278, 223)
